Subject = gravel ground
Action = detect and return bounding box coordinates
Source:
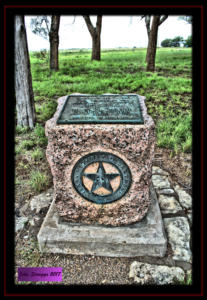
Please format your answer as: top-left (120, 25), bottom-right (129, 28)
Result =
top-left (15, 235), bottom-right (136, 285)
top-left (37, 254), bottom-right (135, 285)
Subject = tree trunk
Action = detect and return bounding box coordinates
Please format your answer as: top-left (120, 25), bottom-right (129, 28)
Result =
top-left (92, 34), bottom-right (101, 60)
top-left (49, 15), bottom-right (60, 70)
top-left (83, 16), bottom-right (102, 61)
top-left (15, 15), bottom-right (36, 128)
top-left (146, 39), bottom-right (150, 63)
top-left (145, 16), bottom-right (151, 62)
top-left (146, 16), bottom-right (160, 72)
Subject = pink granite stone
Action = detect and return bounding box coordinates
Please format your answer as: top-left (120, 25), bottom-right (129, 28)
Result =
top-left (45, 94), bottom-right (155, 226)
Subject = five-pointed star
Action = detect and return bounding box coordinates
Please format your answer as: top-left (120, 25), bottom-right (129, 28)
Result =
top-left (83, 162), bottom-right (120, 194)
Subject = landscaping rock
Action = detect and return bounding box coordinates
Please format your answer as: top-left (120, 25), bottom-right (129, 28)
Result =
top-left (152, 175), bottom-right (171, 189)
top-left (152, 166), bottom-right (169, 176)
top-left (129, 261), bottom-right (185, 285)
top-left (164, 217), bottom-right (191, 263)
top-left (15, 216), bottom-right (28, 232)
top-left (174, 185), bottom-right (192, 209)
top-left (187, 210), bottom-right (192, 226)
top-left (157, 189), bottom-right (175, 195)
top-left (19, 202), bottom-right (29, 216)
top-left (158, 195), bottom-right (183, 214)
top-left (30, 188), bottom-right (53, 213)
top-left (175, 261), bottom-right (192, 271)
top-left (29, 219), bottom-right (35, 226)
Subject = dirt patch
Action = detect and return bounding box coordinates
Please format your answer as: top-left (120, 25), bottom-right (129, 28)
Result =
top-left (153, 146), bottom-right (192, 194)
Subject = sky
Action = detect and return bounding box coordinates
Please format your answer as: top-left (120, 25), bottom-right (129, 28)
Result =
top-left (25, 16), bottom-right (192, 51)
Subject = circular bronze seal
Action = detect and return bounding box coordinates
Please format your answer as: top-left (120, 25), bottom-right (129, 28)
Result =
top-left (71, 152), bottom-right (132, 204)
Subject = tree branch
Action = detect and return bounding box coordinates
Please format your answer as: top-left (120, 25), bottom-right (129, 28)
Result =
top-left (159, 15), bottom-right (168, 25)
top-left (43, 16), bottom-right (50, 35)
top-left (71, 16), bottom-right (76, 24)
top-left (83, 15), bottom-right (96, 37)
top-left (145, 15), bottom-right (151, 37)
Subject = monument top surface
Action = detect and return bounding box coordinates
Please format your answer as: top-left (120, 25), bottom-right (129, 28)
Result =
top-left (57, 94), bottom-right (144, 124)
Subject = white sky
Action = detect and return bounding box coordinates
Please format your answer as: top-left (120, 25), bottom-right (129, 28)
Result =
top-left (25, 16), bottom-right (192, 51)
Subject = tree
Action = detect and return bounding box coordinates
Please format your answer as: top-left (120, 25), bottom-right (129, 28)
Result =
top-left (143, 15), bottom-right (168, 71)
top-left (161, 38), bottom-right (172, 47)
top-left (161, 36), bottom-right (184, 48)
top-left (15, 15), bottom-right (36, 128)
top-left (171, 36), bottom-right (184, 47)
top-left (30, 15), bottom-right (60, 70)
top-left (49, 15), bottom-right (60, 70)
top-left (184, 36), bottom-right (192, 47)
top-left (161, 39), bottom-right (171, 48)
top-left (83, 16), bottom-right (102, 61)
top-left (178, 16), bottom-right (192, 24)
top-left (30, 15), bottom-right (50, 40)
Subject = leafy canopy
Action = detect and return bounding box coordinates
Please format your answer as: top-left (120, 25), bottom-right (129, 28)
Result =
top-left (30, 16), bottom-right (51, 40)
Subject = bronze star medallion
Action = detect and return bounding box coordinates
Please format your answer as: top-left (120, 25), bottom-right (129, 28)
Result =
top-left (71, 152), bottom-right (132, 204)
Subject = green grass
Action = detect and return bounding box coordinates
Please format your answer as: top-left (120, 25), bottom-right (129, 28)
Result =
top-left (174, 271), bottom-right (192, 285)
top-left (31, 148), bottom-right (44, 161)
top-left (15, 123), bottom-right (47, 157)
top-left (157, 112), bottom-right (192, 153)
top-left (17, 238), bottom-right (44, 268)
top-left (16, 126), bottom-right (30, 135)
top-left (36, 100), bottom-right (57, 123)
top-left (15, 139), bottom-right (36, 155)
top-left (32, 124), bottom-right (48, 146)
top-left (186, 272), bottom-right (192, 285)
top-left (29, 170), bottom-right (50, 192)
top-left (25, 47), bottom-right (192, 155)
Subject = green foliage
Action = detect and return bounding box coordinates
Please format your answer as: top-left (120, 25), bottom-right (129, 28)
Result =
top-left (161, 36), bottom-right (184, 48)
top-left (31, 148), bottom-right (44, 161)
top-left (15, 139), bottom-right (36, 154)
top-left (16, 126), bottom-right (30, 134)
top-left (36, 100), bottom-right (57, 122)
top-left (32, 124), bottom-right (48, 146)
top-left (178, 16), bottom-right (192, 24)
top-left (161, 39), bottom-right (173, 47)
top-left (186, 272), bottom-right (192, 285)
top-left (184, 36), bottom-right (192, 48)
top-left (29, 170), bottom-right (49, 192)
top-left (161, 36), bottom-right (191, 48)
top-left (15, 123), bottom-right (47, 158)
top-left (30, 16), bottom-right (50, 40)
top-left (172, 36), bottom-right (184, 47)
top-left (33, 123), bottom-right (45, 137)
top-left (15, 144), bottom-right (27, 155)
top-left (33, 49), bottom-right (49, 60)
top-left (21, 140), bottom-right (36, 150)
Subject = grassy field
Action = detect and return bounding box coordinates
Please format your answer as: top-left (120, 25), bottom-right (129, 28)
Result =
top-left (15, 47), bottom-right (192, 195)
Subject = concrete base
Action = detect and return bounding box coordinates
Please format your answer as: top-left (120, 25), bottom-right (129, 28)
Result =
top-left (37, 185), bottom-right (167, 257)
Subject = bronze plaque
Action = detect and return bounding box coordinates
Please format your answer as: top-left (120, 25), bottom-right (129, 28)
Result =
top-left (71, 152), bottom-right (132, 204)
top-left (57, 95), bottom-right (144, 124)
